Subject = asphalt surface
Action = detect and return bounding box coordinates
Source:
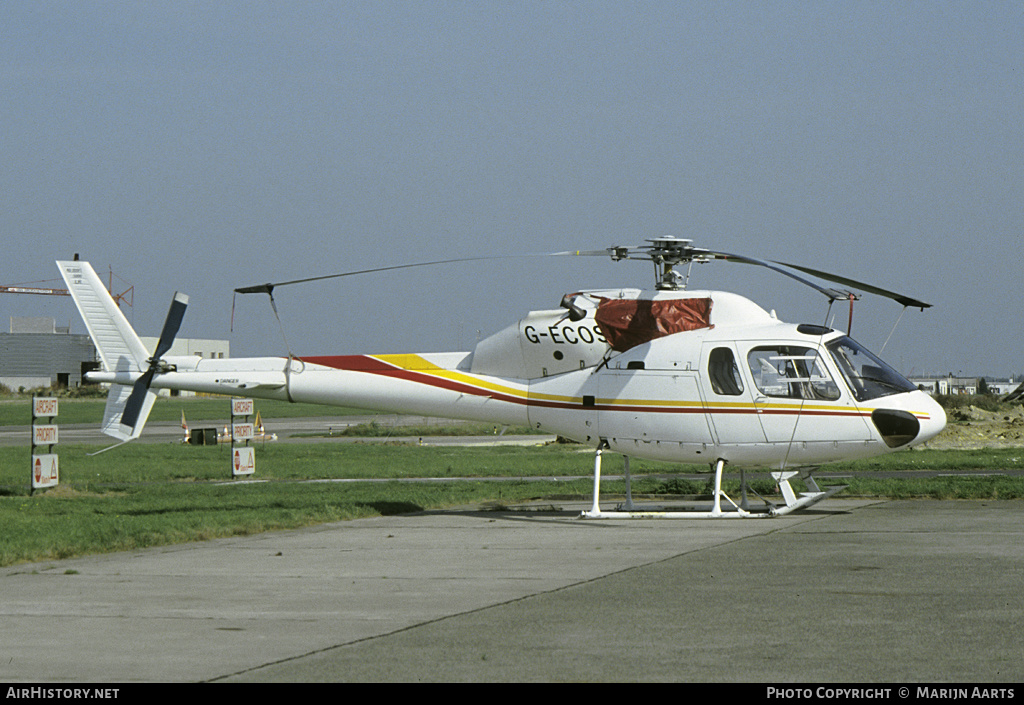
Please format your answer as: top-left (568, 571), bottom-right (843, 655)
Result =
top-left (2, 498), bottom-right (1021, 683)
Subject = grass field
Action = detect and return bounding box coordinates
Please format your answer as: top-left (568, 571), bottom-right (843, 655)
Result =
top-left (0, 395), bottom-right (367, 426)
top-left (2, 394), bottom-right (1024, 567)
top-left (0, 441), bottom-right (614, 567)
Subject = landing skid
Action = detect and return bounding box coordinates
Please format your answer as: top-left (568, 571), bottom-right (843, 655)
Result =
top-left (580, 447), bottom-right (845, 519)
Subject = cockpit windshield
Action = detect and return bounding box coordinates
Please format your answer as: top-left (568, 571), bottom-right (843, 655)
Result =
top-left (826, 336), bottom-right (916, 402)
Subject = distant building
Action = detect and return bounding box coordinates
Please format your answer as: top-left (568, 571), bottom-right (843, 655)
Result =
top-left (0, 317), bottom-right (97, 390)
top-left (139, 336), bottom-right (229, 360)
top-left (0, 316), bottom-right (229, 393)
top-left (909, 375), bottom-right (1018, 397)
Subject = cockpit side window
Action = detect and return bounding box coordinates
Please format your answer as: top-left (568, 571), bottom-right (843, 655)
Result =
top-left (826, 336), bottom-right (916, 402)
top-left (708, 347), bottom-right (743, 396)
top-left (746, 346), bottom-right (840, 401)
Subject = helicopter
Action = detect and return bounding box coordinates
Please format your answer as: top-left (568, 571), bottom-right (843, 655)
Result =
top-left (57, 238), bottom-right (945, 518)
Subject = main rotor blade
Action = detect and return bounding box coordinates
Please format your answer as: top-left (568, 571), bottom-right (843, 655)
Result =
top-left (233, 244), bottom-right (930, 310)
top-left (548, 248), bottom-right (619, 257)
top-left (768, 261), bottom-right (932, 309)
top-left (235, 256), bottom-right (522, 295)
top-left (234, 252), bottom-right (598, 295)
top-left (710, 252), bottom-right (931, 309)
top-left (708, 252), bottom-right (851, 302)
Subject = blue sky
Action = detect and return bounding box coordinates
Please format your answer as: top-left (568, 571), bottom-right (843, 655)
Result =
top-left (3, 1), bottom-right (1021, 378)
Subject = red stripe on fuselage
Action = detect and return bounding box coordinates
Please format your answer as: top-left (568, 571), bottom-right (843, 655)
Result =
top-left (296, 355), bottom-right (525, 405)
top-left (294, 355), bottom-right (884, 419)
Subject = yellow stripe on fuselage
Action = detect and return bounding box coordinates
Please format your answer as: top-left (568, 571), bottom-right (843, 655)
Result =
top-left (371, 354), bottom-right (532, 401)
top-left (369, 355), bottom-right (929, 418)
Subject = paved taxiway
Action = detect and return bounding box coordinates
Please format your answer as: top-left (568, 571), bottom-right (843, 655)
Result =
top-left (1, 498), bottom-right (1021, 682)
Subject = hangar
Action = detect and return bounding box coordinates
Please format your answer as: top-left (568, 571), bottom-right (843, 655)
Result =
top-left (1, 316), bottom-right (228, 393)
top-left (0, 317), bottom-right (96, 391)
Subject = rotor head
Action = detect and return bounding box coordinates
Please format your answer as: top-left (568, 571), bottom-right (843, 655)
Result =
top-left (604, 238), bottom-right (713, 290)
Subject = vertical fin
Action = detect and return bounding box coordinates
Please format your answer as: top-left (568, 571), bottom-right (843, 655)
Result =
top-left (56, 261), bottom-right (149, 372)
top-left (57, 261), bottom-right (156, 442)
top-left (102, 383), bottom-right (157, 441)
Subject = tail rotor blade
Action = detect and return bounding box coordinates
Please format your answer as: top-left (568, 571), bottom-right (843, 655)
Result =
top-left (120, 371), bottom-right (154, 430)
top-left (153, 292), bottom-right (189, 359)
top-left (122, 291), bottom-right (189, 432)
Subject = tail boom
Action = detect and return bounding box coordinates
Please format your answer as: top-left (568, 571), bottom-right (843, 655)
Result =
top-left (60, 260), bottom-right (531, 437)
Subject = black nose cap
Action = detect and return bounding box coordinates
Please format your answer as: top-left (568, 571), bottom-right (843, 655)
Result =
top-left (872, 409), bottom-right (921, 448)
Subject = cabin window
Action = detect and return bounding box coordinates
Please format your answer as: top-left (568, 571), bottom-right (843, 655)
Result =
top-left (746, 346), bottom-right (840, 401)
top-left (708, 347), bottom-right (744, 396)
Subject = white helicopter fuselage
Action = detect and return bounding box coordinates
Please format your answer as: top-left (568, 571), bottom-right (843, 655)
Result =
top-left (91, 286), bottom-right (945, 469)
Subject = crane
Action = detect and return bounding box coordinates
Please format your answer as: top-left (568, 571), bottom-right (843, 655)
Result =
top-left (1, 264), bottom-right (132, 308)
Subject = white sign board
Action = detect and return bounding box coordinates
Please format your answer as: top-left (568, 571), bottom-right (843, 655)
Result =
top-left (33, 397), bottom-right (59, 418)
top-left (232, 422), bottom-right (255, 441)
top-left (32, 454), bottom-right (59, 489)
top-left (231, 398), bottom-right (254, 417)
top-left (33, 424), bottom-right (59, 446)
top-left (233, 447), bottom-right (256, 476)
top-left (31, 397), bottom-right (60, 491)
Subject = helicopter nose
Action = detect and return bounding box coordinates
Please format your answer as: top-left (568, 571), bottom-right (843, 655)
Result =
top-left (871, 392), bottom-right (946, 448)
top-left (915, 394), bottom-right (947, 444)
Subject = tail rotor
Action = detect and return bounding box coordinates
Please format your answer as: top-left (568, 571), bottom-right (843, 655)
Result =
top-left (119, 292), bottom-right (188, 432)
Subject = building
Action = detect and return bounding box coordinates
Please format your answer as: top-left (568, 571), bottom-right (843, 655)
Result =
top-left (909, 374), bottom-right (1019, 397)
top-left (0, 317), bottom-right (97, 391)
top-left (139, 336), bottom-right (229, 360)
top-left (0, 316), bottom-right (229, 393)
